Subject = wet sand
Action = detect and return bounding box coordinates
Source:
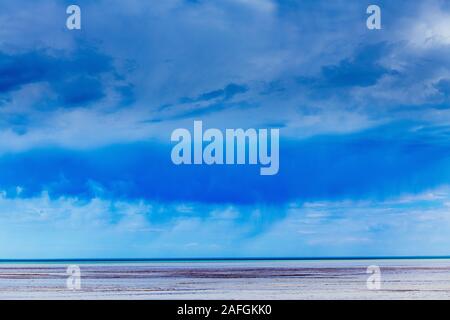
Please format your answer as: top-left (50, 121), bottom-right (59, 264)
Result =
top-left (1, 259), bottom-right (450, 299)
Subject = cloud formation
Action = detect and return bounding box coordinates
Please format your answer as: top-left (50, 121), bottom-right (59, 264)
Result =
top-left (1, 0), bottom-right (450, 257)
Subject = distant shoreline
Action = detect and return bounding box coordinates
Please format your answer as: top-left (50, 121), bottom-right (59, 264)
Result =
top-left (1, 256), bottom-right (450, 263)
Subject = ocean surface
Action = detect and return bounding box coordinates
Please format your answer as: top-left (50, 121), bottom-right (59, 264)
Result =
top-left (1, 258), bottom-right (450, 299)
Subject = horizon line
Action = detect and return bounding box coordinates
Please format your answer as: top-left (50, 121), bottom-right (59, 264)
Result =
top-left (1, 256), bottom-right (450, 262)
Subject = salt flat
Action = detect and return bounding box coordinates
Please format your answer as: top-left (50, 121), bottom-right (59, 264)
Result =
top-left (0, 259), bottom-right (449, 299)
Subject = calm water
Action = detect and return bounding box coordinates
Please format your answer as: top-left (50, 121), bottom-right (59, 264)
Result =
top-left (0, 258), bottom-right (450, 299)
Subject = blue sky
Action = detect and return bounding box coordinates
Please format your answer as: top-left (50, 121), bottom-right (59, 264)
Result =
top-left (1, 0), bottom-right (450, 258)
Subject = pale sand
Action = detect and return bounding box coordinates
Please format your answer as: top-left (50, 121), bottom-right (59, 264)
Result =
top-left (1, 259), bottom-right (450, 299)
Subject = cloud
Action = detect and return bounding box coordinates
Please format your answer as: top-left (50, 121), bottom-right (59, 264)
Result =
top-left (2, 186), bottom-right (450, 258)
top-left (0, 121), bottom-right (447, 206)
top-left (243, 186), bottom-right (450, 257)
top-left (297, 43), bottom-right (396, 90)
top-left (1, 0), bottom-right (450, 151)
top-left (1, 0), bottom-right (450, 257)
top-left (179, 83), bottom-right (248, 103)
top-left (0, 47), bottom-right (132, 108)
top-left (0, 191), bottom-right (278, 258)
top-left (154, 83), bottom-right (250, 121)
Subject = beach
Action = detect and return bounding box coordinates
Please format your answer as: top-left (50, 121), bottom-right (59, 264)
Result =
top-left (0, 259), bottom-right (450, 300)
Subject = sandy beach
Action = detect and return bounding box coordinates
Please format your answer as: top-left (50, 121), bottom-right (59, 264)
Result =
top-left (0, 259), bottom-right (450, 299)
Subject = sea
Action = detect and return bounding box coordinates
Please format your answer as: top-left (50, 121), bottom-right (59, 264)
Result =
top-left (0, 257), bottom-right (449, 299)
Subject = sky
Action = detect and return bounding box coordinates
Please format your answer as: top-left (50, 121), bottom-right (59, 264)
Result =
top-left (1, 0), bottom-right (450, 258)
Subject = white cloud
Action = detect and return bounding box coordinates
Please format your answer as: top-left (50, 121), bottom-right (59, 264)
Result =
top-left (2, 186), bottom-right (450, 258)
top-left (242, 186), bottom-right (450, 257)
